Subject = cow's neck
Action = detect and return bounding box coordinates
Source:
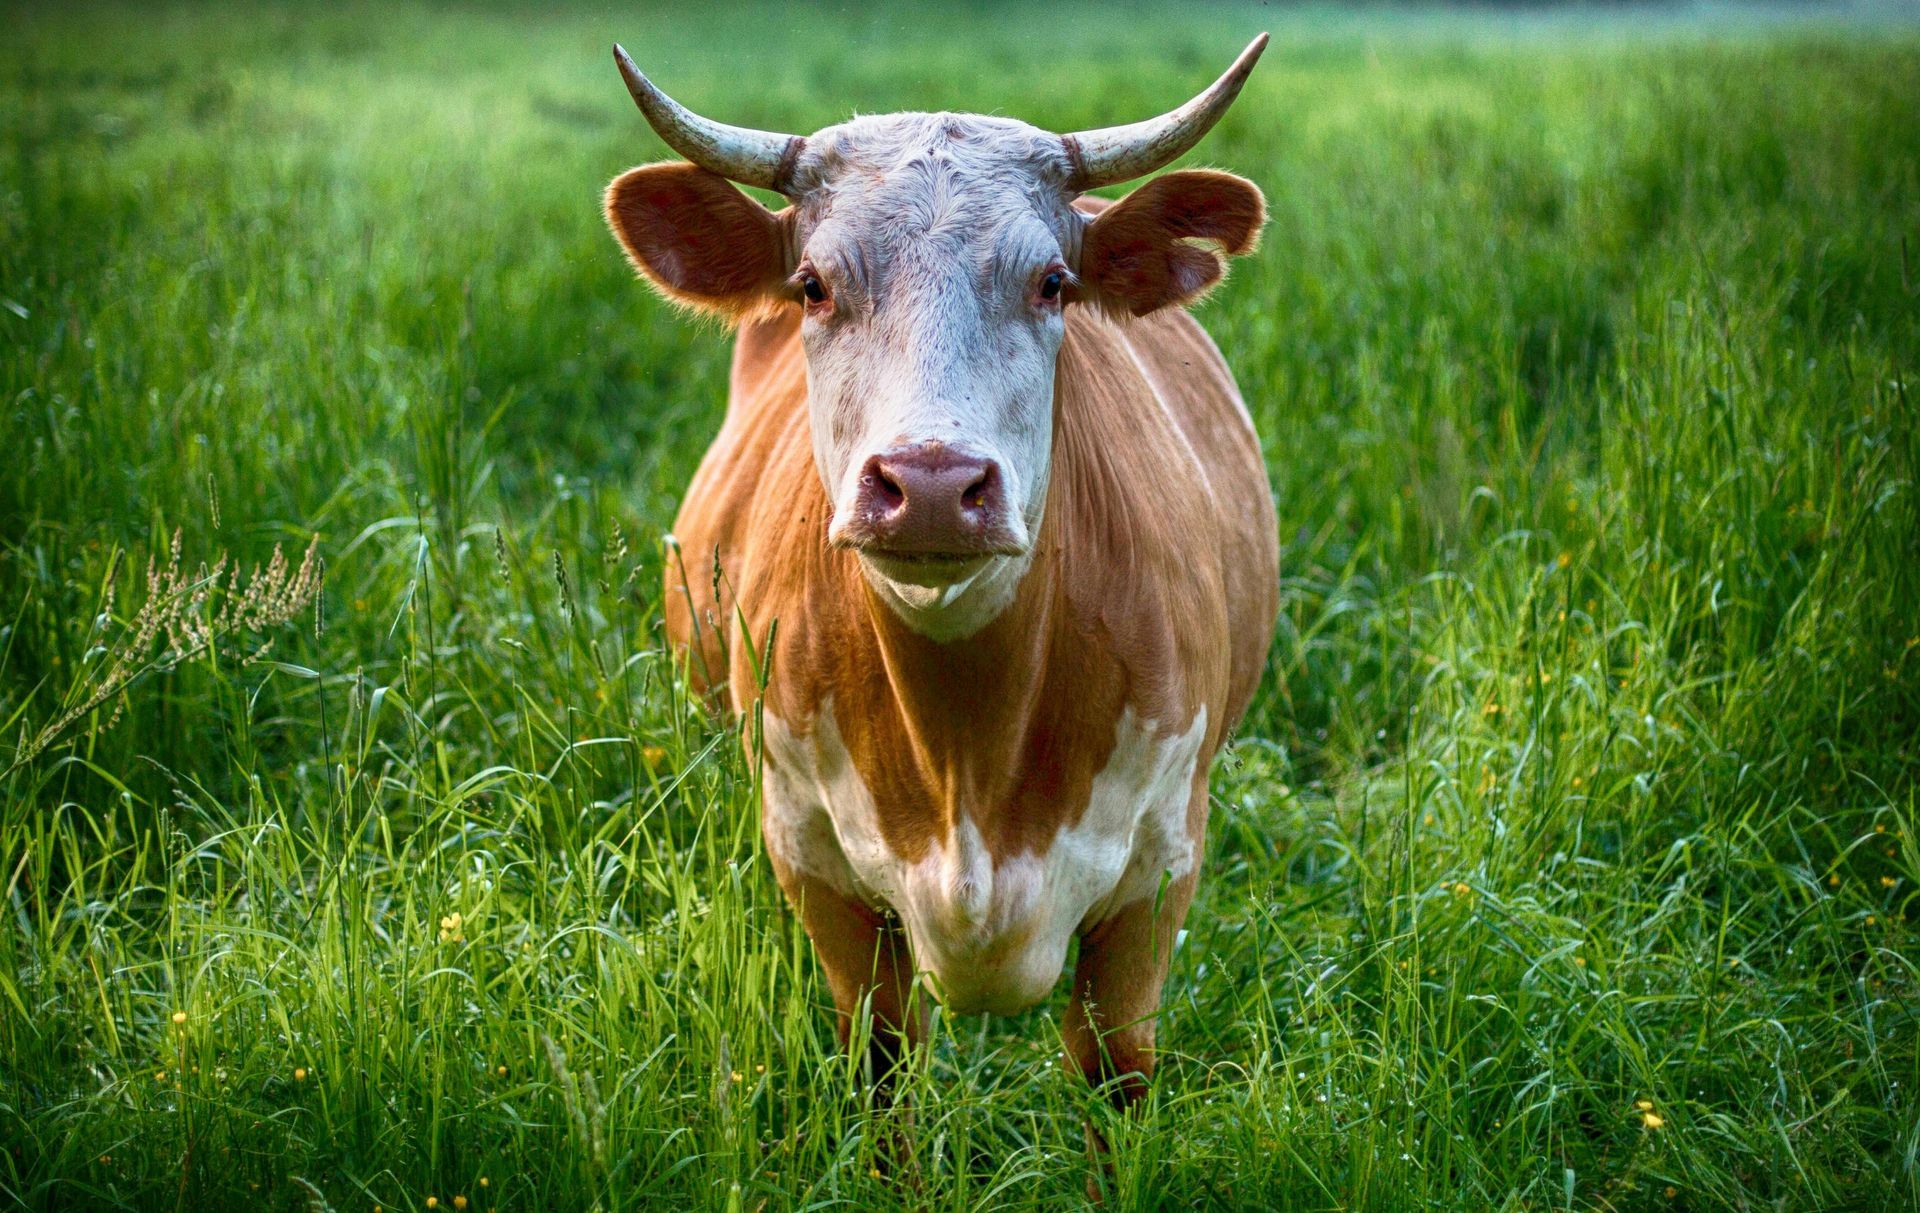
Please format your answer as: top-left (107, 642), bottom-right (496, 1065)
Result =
top-left (795, 372), bottom-right (1131, 860)
top-left (848, 535), bottom-right (1073, 847)
top-left (859, 540), bottom-right (1056, 733)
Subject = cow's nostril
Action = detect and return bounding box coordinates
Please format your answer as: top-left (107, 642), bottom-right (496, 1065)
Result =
top-left (866, 468), bottom-right (905, 507)
top-left (962, 474), bottom-right (990, 508)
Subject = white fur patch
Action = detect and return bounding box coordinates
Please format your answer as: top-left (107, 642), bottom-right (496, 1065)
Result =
top-left (790, 114), bottom-right (1079, 639)
top-left (761, 701), bottom-right (1206, 1015)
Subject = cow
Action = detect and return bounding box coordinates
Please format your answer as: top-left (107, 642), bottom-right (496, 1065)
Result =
top-left (603, 33), bottom-right (1279, 1140)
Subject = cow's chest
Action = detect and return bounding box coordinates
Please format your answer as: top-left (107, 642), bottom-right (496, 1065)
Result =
top-left (761, 701), bottom-right (1207, 1015)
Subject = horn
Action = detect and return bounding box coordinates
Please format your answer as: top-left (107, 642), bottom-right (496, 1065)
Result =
top-left (1059, 33), bottom-right (1268, 191)
top-left (612, 44), bottom-right (806, 194)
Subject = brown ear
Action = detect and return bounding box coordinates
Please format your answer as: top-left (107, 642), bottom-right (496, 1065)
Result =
top-left (1077, 170), bottom-right (1265, 317)
top-left (605, 162), bottom-right (792, 320)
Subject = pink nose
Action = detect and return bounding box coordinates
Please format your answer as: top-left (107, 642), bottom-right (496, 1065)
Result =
top-left (837, 443), bottom-right (1023, 557)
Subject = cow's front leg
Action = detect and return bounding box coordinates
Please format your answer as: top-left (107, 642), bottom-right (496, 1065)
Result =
top-left (1064, 870), bottom-right (1196, 1107)
top-left (1065, 860), bottom-right (1199, 1197)
top-left (770, 861), bottom-right (925, 1101)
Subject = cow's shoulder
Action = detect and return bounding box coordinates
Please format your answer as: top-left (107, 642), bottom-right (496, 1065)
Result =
top-left (663, 310), bottom-right (813, 706)
top-left (1052, 306), bottom-right (1277, 737)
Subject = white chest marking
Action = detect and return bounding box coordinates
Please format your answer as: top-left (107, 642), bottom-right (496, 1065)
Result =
top-left (760, 701), bottom-right (1207, 1015)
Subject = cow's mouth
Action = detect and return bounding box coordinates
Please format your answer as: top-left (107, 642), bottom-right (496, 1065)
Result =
top-left (859, 547), bottom-right (997, 587)
top-left (838, 536), bottom-right (1028, 560)
top-left (866, 548), bottom-right (1000, 566)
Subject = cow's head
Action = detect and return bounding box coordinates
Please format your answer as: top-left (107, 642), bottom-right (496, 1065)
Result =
top-left (606, 38), bottom-right (1266, 638)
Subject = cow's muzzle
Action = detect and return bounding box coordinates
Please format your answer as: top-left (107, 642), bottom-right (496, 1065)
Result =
top-left (829, 442), bottom-right (1028, 574)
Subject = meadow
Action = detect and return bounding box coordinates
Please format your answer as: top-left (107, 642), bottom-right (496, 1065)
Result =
top-left (3, 2), bottom-right (1918, 1209)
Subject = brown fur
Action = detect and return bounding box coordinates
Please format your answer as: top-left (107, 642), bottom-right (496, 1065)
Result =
top-left (1079, 171), bottom-right (1266, 317)
top-left (605, 163), bottom-right (794, 320)
top-left (661, 249), bottom-right (1277, 1105)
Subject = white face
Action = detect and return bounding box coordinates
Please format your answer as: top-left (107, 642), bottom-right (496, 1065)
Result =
top-left (787, 114), bottom-right (1083, 636)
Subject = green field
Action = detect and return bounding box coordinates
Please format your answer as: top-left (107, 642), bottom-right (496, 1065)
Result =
top-left (4, 2), bottom-right (1918, 1209)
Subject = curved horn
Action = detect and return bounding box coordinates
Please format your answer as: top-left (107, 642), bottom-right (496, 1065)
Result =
top-left (612, 44), bottom-right (805, 194)
top-left (1060, 33), bottom-right (1268, 191)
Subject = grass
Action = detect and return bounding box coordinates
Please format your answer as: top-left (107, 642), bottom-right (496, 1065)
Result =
top-left (3, 2), bottom-right (1918, 1209)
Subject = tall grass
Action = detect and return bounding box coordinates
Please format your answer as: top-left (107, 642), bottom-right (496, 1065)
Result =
top-left (2, 3), bottom-right (1916, 1209)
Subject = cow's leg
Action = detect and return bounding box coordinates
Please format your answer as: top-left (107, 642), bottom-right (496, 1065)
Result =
top-left (773, 865), bottom-right (924, 1180)
top-left (1064, 848), bottom-right (1200, 1197)
top-left (1064, 871), bottom-right (1196, 1106)
top-left (772, 864), bottom-right (925, 1100)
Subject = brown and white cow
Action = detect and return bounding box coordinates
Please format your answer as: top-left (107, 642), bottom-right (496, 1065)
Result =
top-left (604, 36), bottom-right (1279, 1117)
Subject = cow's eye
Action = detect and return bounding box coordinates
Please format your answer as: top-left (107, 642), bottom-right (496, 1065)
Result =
top-left (1038, 271), bottom-right (1065, 301)
top-left (801, 273), bottom-right (828, 304)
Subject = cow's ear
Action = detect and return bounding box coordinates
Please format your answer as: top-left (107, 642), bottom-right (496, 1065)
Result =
top-left (1077, 170), bottom-right (1264, 317)
top-left (605, 163), bottom-right (792, 321)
